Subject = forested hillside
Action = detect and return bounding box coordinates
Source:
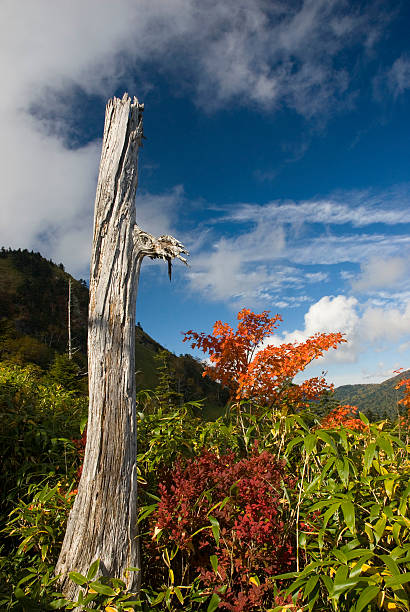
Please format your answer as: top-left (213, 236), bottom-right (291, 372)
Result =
top-left (333, 370), bottom-right (409, 421)
top-left (0, 248), bottom-right (227, 411)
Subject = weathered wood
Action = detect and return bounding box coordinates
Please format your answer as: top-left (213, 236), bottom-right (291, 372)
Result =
top-left (56, 94), bottom-right (187, 599)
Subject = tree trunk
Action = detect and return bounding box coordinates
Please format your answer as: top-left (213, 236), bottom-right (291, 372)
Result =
top-left (56, 94), bottom-right (187, 599)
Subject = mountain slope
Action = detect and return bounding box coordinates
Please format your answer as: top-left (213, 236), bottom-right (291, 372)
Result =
top-left (0, 248), bottom-right (227, 410)
top-left (334, 371), bottom-right (409, 420)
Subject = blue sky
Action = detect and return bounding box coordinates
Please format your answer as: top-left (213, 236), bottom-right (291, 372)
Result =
top-left (2, 0), bottom-right (410, 386)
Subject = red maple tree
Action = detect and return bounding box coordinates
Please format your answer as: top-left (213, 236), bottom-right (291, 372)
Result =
top-left (183, 308), bottom-right (345, 408)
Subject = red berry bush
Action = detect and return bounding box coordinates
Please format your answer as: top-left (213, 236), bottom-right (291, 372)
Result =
top-left (147, 448), bottom-right (297, 611)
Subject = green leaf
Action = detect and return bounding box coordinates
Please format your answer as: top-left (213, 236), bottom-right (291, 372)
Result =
top-left (210, 554), bottom-right (218, 574)
top-left (333, 550), bottom-right (348, 564)
top-left (49, 599), bottom-right (68, 610)
top-left (209, 516), bottom-right (220, 547)
top-left (80, 416), bottom-right (88, 434)
top-left (304, 575), bottom-right (319, 598)
top-left (285, 436), bottom-right (304, 454)
top-left (341, 500), bottom-right (356, 534)
top-left (273, 571), bottom-right (300, 580)
top-left (138, 503), bottom-right (158, 523)
top-left (321, 575), bottom-right (334, 596)
top-left (86, 559), bottom-right (100, 581)
top-left (373, 515), bottom-right (387, 543)
top-left (14, 587), bottom-right (26, 600)
top-left (364, 442), bottom-right (376, 473)
top-left (16, 574), bottom-right (35, 587)
top-left (68, 571), bottom-right (88, 586)
top-left (174, 586), bottom-right (184, 604)
top-left (304, 433), bottom-right (317, 455)
top-left (376, 435), bottom-right (393, 459)
top-left (152, 590), bottom-right (165, 605)
top-left (316, 430), bottom-right (337, 450)
top-left (207, 593), bottom-right (221, 612)
top-left (385, 572), bottom-right (410, 587)
top-left (338, 428), bottom-right (348, 452)
top-left (332, 577), bottom-right (359, 597)
top-left (354, 585), bottom-right (380, 612)
top-left (380, 554), bottom-right (401, 577)
top-left (88, 581), bottom-right (116, 596)
top-left (336, 458), bottom-right (349, 486)
top-left (359, 412), bottom-right (369, 426)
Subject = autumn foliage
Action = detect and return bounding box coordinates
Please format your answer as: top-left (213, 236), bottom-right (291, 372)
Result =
top-left (184, 308), bottom-right (345, 408)
top-left (318, 404), bottom-right (367, 431)
top-left (149, 448), bottom-right (297, 611)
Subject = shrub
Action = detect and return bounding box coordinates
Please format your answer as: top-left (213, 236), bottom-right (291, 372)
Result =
top-left (148, 447), bottom-right (297, 611)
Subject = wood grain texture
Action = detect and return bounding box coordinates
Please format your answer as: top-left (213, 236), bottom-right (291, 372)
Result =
top-left (56, 93), bottom-right (187, 599)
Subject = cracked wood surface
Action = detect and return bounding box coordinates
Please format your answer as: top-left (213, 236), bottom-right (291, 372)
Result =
top-left (56, 94), bottom-right (187, 599)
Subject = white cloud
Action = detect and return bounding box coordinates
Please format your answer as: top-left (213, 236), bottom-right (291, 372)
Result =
top-left (187, 187), bottom-right (410, 303)
top-left (387, 54), bottom-right (410, 97)
top-left (268, 294), bottom-right (410, 369)
top-left (0, 0), bottom-right (393, 276)
top-left (352, 256), bottom-right (408, 292)
top-left (361, 302), bottom-right (410, 343)
top-left (275, 295), bottom-right (361, 363)
top-left (291, 234), bottom-right (410, 266)
top-left (188, 223), bottom-right (286, 302)
top-left (229, 189), bottom-right (410, 228)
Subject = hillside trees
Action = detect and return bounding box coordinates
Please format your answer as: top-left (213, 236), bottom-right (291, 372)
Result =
top-left (55, 94), bottom-right (187, 597)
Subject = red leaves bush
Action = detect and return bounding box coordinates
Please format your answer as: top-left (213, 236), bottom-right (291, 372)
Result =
top-left (149, 448), bottom-right (297, 611)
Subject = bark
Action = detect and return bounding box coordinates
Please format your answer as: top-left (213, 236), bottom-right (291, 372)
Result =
top-left (56, 94), bottom-right (187, 599)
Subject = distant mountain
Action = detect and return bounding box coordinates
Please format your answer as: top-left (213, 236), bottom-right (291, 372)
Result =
top-left (0, 248), bottom-right (228, 413)
top-left (334, 371), bottom-right (409, 421)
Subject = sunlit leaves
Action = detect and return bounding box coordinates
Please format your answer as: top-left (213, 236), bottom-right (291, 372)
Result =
top-left (184, 308), bottom-right (345, 408)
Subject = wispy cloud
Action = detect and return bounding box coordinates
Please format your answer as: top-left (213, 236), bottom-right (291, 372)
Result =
top-left (387, 54), bottom-right (410, 97)
top-left (187, 188), bottom-right (410, 303)
top-left (228, 188), bottom-right (410, 227)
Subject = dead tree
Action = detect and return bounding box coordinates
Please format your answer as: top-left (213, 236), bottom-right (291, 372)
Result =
top-left (67, 278), bottom-right (72, 359)
top-left (56, 94), bottom-right (187, 598)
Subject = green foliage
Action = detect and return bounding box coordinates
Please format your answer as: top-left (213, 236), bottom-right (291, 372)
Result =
top-left (0, 360), bottom-right (86, 606)
top-left (48, 353), bottom-right (86, 393)
top-left (276, 417), bottom-right (410, 611)
top-left (0, 361), bottom-right (86, 510)
top-left (0, 248), bottom-right (88, 364)
top-left (0, 248), bottom-right (228, 414)
top-left (1, 330), bottom-right (409, 610)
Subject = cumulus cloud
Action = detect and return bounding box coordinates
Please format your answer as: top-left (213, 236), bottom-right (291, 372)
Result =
top-left (275, 295), bottom-right (361, 362)
top-left (361, 302), bottom-right (410, 343)
top-left (267, 295), bottom-right (410, 368)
